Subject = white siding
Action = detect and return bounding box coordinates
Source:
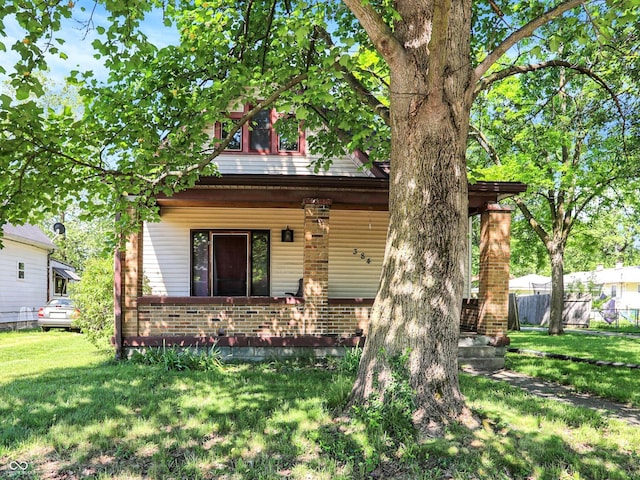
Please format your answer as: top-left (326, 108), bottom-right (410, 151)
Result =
top-left (144, 208), bottom-right (304, 297)
top-left (0, 240), bottom-right (49, 323)
top-left (213, 153), bottom-right (372, 177)
top-left (328, 210), bottom-right (388, 298)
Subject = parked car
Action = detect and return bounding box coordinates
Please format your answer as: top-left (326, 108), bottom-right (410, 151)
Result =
top-left (37, 298), bottom-right (80, 331)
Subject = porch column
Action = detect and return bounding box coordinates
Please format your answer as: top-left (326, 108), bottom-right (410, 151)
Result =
top-left (302, 198), bottom-right (332, 333)
top-left (478, 203), bottom-right (513, 339)
top-left (121, 215), bottom-right (144, 338)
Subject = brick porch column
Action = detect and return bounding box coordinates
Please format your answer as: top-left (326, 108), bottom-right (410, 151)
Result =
top-left (478, 203), bottom-right (513, 338)
top-left (302, 198), bottom-right (331, 334)
top-left (122, 218), bottom-right (143, 338)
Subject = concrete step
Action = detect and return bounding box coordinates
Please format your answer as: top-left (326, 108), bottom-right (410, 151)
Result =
top-left (458, 345), bottom-right (502, 358)
top-left (458, 335), bottom-right (505, 371)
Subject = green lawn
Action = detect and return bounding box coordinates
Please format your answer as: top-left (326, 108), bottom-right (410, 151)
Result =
top-left (1, 330), bottom-right (639, 479)
top-left (508, 330), bottom-right (640, 406)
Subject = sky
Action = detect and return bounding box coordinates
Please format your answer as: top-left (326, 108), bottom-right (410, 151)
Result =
top-left (1, 2), bottom-right (178, 87)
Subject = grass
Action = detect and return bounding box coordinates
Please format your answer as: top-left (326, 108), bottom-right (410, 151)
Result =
top-left (584, 320), bottom-right (640, 334)
top-left (0, 330), bottom-right (639, 479)
top-left (508, 330), bottom-right (640, 406)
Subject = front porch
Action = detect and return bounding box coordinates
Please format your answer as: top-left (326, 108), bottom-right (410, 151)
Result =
top-left (114, 177), bottom-right (525, 369)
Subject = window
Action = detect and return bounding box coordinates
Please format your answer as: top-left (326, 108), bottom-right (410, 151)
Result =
top-left (249, 109), bottom-right (271, 151)
top-left (54, 274), bottom-right (68, 296)
top-left (611, 285), bottom-right (617, 297)
top-left (17, 262), bottom-right (25, 280)
top-left (191, 230), bottom-right (270, 296)
top-left (215, 105), bottom-right (304, 155)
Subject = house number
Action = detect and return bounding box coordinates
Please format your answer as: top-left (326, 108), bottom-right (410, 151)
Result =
top-left (353, 248), bottom-right (372, 264)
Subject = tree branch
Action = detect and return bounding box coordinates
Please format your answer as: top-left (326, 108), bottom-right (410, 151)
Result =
top-left (475, 59), bottom-right (626, 133)
top-left (341, 0), bottom-right (403, 67)
top-left (315, 26), bottom-right (390, 125)
top-left (513, 196), bottom-right (551, 246)
top-left (468, 124), bottom-right (501, 165)
top-left (474, 0), bottom-right (585, 80)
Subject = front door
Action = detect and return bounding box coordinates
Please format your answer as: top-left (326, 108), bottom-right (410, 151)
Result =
top-left (212, 234), bottom-right (248, 296)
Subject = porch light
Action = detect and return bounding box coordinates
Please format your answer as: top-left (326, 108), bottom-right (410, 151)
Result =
top-left (281, 226), bottom-right (294, 243)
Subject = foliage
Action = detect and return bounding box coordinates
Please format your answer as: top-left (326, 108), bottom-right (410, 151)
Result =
top-left (352, 349), bottom-right (416, 443)
top-left (469, 20), bottom-right (640, 332)
top-left (339, 345), bottom-right (363, 376)
top-left (68, 256), bottom-right (113, 348)
top-left (130, 344), bottom-right (223, 372)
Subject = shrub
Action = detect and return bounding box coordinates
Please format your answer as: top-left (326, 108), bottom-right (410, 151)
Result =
top-left (130, 344), bottom-right (223, 372)
top-left (69, 256), bottom-right (114, 348)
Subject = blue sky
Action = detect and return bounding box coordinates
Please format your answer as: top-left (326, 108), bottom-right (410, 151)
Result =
top-left (1, 2), bottom-right (178, 86)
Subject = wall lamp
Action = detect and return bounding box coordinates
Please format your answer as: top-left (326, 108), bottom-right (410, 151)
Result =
top-left (281, 226), bottom-right (294, 243)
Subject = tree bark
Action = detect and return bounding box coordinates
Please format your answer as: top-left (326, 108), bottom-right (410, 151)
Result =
top-left (548, 242), bottom-right (565, 335)
top-left (348, 0), bottom-right (476, 436)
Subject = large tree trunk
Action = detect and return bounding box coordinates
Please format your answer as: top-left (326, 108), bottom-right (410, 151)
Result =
top-left (548, 242), bottom-right (565, 335)
top-left (349, 1), bottom-right (476, 436)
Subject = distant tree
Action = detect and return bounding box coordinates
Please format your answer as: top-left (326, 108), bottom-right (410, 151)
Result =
top-left (470, 31), bottom-right (640, 334)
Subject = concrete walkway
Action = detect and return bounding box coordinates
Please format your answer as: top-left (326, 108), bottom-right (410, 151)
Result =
top-left (464, 367), bottom-right (640, 427)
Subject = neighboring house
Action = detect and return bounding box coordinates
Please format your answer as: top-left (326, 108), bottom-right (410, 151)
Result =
top-left (565, 263), bottom-right (640, 310)
top-left (115, 106), bottom-right (527, 366)
top-left (0, 224), bottom-right (56, 330)
top-left (50, 258), bottom-right (81, 298)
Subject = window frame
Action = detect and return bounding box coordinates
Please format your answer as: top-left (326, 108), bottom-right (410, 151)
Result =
top-left (190, 229), bottom-right (271, 297)
top-left (17, 261), bottom-right (25, 280)
top-left (214, 105), bottom-right (305, 155)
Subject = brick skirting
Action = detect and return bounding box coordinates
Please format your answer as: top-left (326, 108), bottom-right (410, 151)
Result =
top-left (130, 297), bottom-right (373, 338)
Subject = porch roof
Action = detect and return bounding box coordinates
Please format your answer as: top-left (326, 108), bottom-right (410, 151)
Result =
top-left (156, 175), bottom-right (526, 214)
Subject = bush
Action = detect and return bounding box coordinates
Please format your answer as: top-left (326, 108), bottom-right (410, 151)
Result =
top-left (69, 256), bottom-right (114, 348)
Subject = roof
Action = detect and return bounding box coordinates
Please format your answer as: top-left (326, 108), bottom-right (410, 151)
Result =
top-left (53, 267), bottom-right (81, 281)
top-left (157, 175), bottom-right (527, 215)
top-left (2, 224), bottom-right (56, 251)
top-left (509, 274), bottom-right (551, 290)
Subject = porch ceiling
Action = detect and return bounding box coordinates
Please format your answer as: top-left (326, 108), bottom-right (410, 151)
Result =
top-left (156, 175), bottom-right (526, 214)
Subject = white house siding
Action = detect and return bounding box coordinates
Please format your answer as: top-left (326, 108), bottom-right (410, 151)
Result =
top-left (0, 240), bottom-right (49, 325)
top-left (143, 207), bottom-right (305, 297)
top-left (213, 153), bottom-right (373, 177)
top-left (328, 210), bottom-right (388, 298)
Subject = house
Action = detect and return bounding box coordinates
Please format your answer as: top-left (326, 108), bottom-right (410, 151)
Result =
top-left (0, 224), bottom-right (56, 330)
top-left (50, 258), bottom-right (81, 298)
top-left (565, 263), bottom-right (640, 311)
top-left (114, 106), bottom-right (526, 367)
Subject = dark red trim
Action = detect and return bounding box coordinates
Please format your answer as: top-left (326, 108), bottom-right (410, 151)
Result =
top-left (328, 298), bottom-right (374, 306)
top-left (214, 106), bottom-right (306, 156)
top-left (137, 296), bottom-right (304, 306)
top-left (123, 335), bottom-right (365, 348)
top-left (113, 249), bottom-right (123, 359)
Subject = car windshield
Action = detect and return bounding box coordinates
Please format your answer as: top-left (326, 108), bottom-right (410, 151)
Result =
top-left (48, 298), bottom-right (73, 306)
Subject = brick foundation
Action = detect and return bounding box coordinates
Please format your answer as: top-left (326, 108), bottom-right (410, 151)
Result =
top-left (132, 297), bottom-right (373, 338)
